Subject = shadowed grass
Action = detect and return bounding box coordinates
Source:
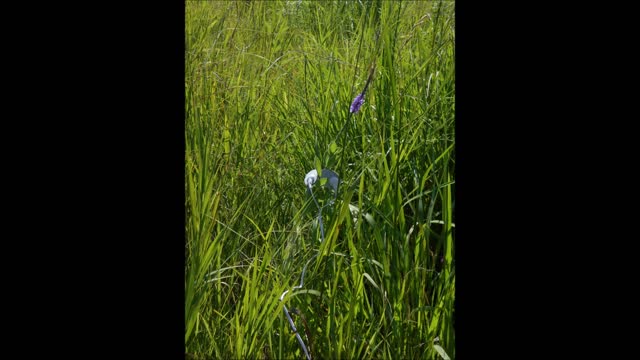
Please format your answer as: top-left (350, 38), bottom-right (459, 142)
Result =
top-left (186, 1), bottom-right (454, 358)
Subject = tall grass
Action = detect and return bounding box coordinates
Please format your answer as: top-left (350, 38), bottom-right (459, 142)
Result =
top-left (186, 1), bottom-right (455, 358)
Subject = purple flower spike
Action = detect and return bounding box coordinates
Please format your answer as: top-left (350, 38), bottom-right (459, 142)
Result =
top-left (350, 93), bottom-right (365, 113)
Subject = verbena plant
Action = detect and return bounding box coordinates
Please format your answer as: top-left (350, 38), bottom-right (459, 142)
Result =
top-left (186, 1), bottom-right (455, 359)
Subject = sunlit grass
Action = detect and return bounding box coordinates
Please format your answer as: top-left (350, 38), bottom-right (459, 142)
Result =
top-left (186, 1), bottom-right (455, 359)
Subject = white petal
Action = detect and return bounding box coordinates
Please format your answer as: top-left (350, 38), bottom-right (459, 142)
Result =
top-left (304, 169), bottom-right (318, 188)
top-left (321, 169), bottom-right (339, 193)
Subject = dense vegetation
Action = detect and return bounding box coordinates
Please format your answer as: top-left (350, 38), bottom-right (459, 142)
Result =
top-left (186, 1), bottom-right (455, 358)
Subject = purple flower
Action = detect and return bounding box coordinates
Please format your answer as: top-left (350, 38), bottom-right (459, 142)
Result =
top-left (350, 63), bottom-right (376, 114)
top-left (350, 93), bottom-right (365, 113)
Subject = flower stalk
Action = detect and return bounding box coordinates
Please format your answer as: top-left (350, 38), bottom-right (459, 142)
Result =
top-left (350, 63), bottom-right (376, 114)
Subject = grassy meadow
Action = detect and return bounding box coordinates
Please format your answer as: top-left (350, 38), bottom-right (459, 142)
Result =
top-left (185, 1), bottom-right (455, 358)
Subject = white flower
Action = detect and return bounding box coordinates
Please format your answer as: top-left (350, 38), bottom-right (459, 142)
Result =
top-left (304, 169), bottom-right (318, 189)
top-left (304, 169), bottom-right (340, 193)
